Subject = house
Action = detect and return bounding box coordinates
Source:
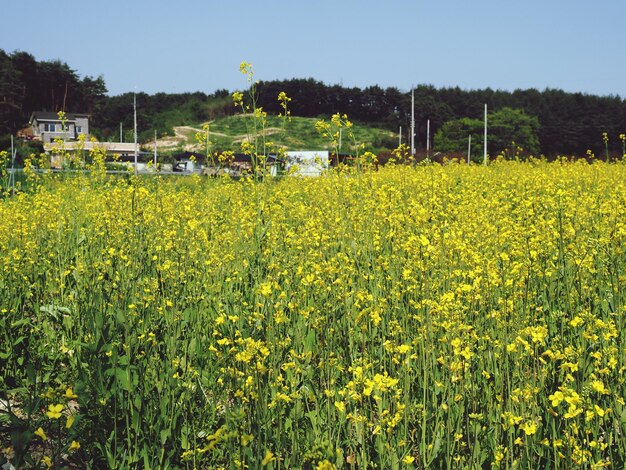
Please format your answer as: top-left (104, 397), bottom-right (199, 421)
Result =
top-left (173, 151), bottom-right (206, 172)
top-left (285, 151), bottom-right (329, 176)
top-left (30, 111), bottom-right (89, 143)
top-left (223, 153), bottom-right (281, 177)
top-left (43, 141), bottom-right (143, 168)
top-left (182, 152), bottom-right (283, 177)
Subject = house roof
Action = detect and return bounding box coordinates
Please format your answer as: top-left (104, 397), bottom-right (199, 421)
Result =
top-left (30, 111), bottom-right (90, 123)
top-left (173, 151), bottom-right (207, 162)
top-left (230, 153), bottom-right (281, 163)
top-left (44, 141), bottom-right (139, 153)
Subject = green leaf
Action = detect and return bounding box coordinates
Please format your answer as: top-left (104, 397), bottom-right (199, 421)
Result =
top-left (116, 309), bottom-right (126, 324)
top-left (181, 426), bottom-right (189, 450)
top-left (160, 428), bottom-right (171, 445)
top-left (10, 318), bottom-right (30, 328)
top-left (115, 367), bottom-right (131, 391)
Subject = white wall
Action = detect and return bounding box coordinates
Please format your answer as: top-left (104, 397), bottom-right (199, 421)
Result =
top-left (285, 151), bottom-right (329, 176)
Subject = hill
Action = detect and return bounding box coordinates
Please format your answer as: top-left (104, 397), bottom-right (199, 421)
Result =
top-left (151, 114), bottom-right (398, 156)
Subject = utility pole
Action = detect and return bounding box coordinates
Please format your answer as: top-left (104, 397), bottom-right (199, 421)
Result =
top-left (399, 126), bottom-right (402, 147)
top-left (9, 135), bottom-right (16, 193)
top-left (154, 131), bottom-right (158, 168)
top-left (410, 88), bottom-right (415, 156)
top-left (467, 135), bottom-right (472, 164)
top-left (206, 125), bottom-right (210, 160)
top-left (426, 119), bottom-right (430, 160)
top-left (120, 122), bottom-right (123, 143)
top-left (483, 104), bottom-right (488, 165)
top-left (134, 93), bottom-right (138, 176)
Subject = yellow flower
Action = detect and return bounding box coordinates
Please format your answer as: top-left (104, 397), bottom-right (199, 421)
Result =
top-left (42, 456), bottom-right (52, 468)
top-left (549, 390), bottom-right (564, 407)
top-left (239, 61), bottom-right (253, 76)
top-left (64, 387), bottom-right (78, 399)
top-left (594, 404), bottom-right (606, 417)
top-left (520, 420), bottom-right (538, 435)
top-left (564, 406), bottom-right (583, 419)
top-left (34, 427), bottom-right (47, 440)
top-left (402, 454), bottom-right (415, 464)
top-left (569, 316), bottom-right (584, 327)
top-left (591, 380), bottom-right (607, 395)
top-left (232, 92), bottom-right (244, 107)
top-left (316, 460), bottom-right (335, 470)
top-left (257, 282), bottom-right (272, 297)
top-left (69, 440), bottom-right (81, 451)
top-left (240, 434), bottom-right (254, 446)
top-left (46, 404), bottom-right (64, 419)
top-left (494, 446), bottom-right (506, 463)
top-left (66, 414), bottom-right (75, 429)
top-left (261, 449), bottom-right (276, 466)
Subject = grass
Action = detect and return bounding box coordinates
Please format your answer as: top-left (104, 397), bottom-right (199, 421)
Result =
top-left (157, 114), bottom-right (398, 155)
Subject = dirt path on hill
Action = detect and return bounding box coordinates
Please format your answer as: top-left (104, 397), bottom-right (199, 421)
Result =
top-left (154, 123), bottom-right (284, 150)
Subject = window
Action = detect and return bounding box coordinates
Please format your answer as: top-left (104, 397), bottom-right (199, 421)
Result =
top-left (44, 123), bottom-right (56, 132)
top-left (76, 126), bottom-right (83, 133)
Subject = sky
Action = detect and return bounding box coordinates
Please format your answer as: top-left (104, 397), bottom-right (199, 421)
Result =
top-left (2, 0), bottom-right (626, 98)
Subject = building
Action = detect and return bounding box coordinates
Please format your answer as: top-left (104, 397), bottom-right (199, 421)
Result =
top-left (30, 111), bottom-right (89, 143)
top-left (227, 153), bottom-right (281, 177)
top-left (285, 151), bottom-right (329, 176)
top-left (173, 151), bottom-right (206, 172)
top-left (43, 141), bottom-right (142, 169)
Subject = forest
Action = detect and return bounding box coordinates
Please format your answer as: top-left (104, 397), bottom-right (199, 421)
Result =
top-left (1, 48), bottom-right (625, 156)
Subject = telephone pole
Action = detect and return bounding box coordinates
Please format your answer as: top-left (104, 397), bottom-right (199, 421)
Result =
top-left (483, 104), bottom-right (488, 165)
top-left (134, 93), bottom-right (138, 175)
top-left (410, 88), bottom-right (415, 156)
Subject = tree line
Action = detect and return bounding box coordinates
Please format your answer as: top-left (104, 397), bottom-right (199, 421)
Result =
top-left (1, 49), bottom-right (626, 156)
top-left (0, 49), bottom-right (232, 146)
top-left (0, 50), bottom-right (107, 135)
top-left (255, 79), bottom-right (626, 156)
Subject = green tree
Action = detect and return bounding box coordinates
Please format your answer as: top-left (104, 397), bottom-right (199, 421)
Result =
top-left (434, 108), bottom-right (540, 160)
top-left (434, 117), bottom-right (483, 160)
top-left (79, 75), bottom-right (107, 115)
top-left (0, 50), bottom-right (22, 134)
top-left (489, 107), bottom-right (540, 156)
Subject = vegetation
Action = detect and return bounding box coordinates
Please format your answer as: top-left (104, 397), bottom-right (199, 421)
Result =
top-left (434, 108), bottom-right (540, 161)
top-left (95, 90), bottom-right (233, 143)
top-left (0, 50), bottom-right (107, 135)
top-left (2, 62), bottom-right (626, 468)
top-left (2, 49), bottom-right (626, 158)
top-left (2, 160), bottom-right (626, 468)
top-left (154, 114), bottom-right (397, 156)
top-left (254, 81), bottom-right (626, 157)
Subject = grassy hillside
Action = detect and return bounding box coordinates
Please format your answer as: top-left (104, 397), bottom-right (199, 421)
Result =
top-left (152, 114), bottom-right (399, 156)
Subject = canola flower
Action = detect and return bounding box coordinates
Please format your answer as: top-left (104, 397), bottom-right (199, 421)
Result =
top-left (34, 427), bottom-right (47, 441)
top-left (45, 404), bottom-right (64, 420)
top-left (1, 160), bottom-right (626, 468)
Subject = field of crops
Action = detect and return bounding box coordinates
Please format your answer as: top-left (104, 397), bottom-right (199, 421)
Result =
top-left (1, 160), bottom-right (626, 469)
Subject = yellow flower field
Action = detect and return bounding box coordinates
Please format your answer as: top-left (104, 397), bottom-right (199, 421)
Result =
top-left (1, 160), bottom-right (626, 468)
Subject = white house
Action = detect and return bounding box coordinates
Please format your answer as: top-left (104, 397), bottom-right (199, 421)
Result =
top-left (285, 151), bottom-right (329, 176)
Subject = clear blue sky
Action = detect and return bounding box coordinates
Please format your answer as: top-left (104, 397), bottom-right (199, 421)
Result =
top-left (2, 0), bottom-right (625, 98)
